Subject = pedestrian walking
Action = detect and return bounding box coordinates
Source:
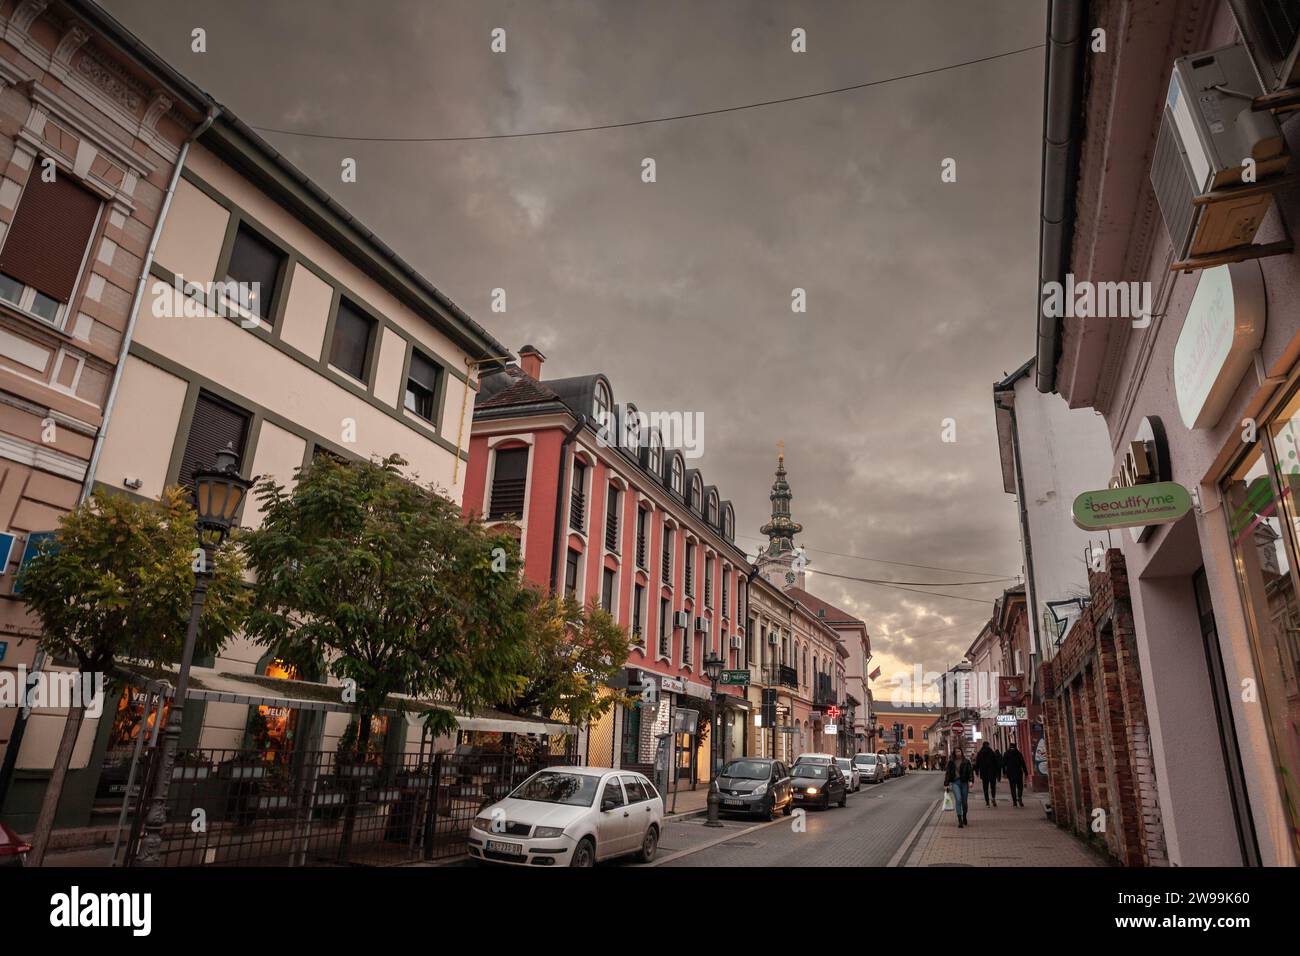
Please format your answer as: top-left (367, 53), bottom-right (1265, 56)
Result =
top-left (1003, 741), bottom-right (1029, 807)
top-left (944, 748), bottom-right (974, 827)
top-left (975, 741), bottom-right (1000, 806)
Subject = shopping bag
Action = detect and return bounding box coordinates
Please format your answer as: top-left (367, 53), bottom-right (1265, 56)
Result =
top-left (942, 790), bottom-right (954, 812)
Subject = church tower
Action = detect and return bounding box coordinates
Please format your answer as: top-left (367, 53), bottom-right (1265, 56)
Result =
top-left (757, 447), bottom-right (806, 589)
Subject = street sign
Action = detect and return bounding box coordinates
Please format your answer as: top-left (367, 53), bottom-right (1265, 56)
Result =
top-left (720, 669), bottom-right (750, 686)
top-left (950, 721), bottom-right (964, 735)
top-left (825, 724), bottom-right (838, 734)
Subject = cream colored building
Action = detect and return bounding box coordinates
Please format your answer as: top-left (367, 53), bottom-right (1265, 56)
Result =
top-left (2, 0), bottom-right (511, 831)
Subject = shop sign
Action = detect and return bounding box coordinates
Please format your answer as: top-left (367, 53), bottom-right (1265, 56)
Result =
top-left (1072, 482), bottom-right (1192, 533)
top-left (1014, 706), bottom-right (1028, 720)
top-left (660, 676), bottom-right (685, 694)
top-left (1173, 261), bottom-right (1265, 431)
top-left (996, 714), bottom-right (1017, 727)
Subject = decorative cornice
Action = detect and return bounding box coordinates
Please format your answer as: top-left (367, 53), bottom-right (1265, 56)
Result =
top-left (7, 0), bottom-right (49, 38)
top-left (74, 46), bottom-right (144, 113)
top-left (53, 24), bottom-right (91, 66)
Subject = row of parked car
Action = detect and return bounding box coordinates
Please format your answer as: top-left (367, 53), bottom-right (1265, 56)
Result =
top-left (464, 751), bottom-right (912, 868)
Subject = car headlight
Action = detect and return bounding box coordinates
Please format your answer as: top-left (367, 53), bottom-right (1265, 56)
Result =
top-left (473, 815), bottom-right (495, 832)
top-left (533, 826), bottom-right (566, 839)
top-left (751, 783), bottom-right (768, 796)
top-left (806, 787), bottom-right (819, 794)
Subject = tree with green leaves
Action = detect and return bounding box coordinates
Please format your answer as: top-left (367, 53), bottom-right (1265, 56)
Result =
top-left (507, 595), bottom-right (632, 727)
top-left (240, 454), bottom-right (535, 753)
top-left (17, 487), bottom-right (248, 865)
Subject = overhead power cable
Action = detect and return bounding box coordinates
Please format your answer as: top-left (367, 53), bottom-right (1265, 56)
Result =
top-left (734, 532), bottom-right (1013, 578)
top-left (249, 43), bottom-right (1045, 143)
top-left (805, 568), bottom-right (998, 605)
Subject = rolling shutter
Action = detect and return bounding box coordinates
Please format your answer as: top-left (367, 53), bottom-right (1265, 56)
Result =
top-left (0, 174), bottom-right (101, 302)
top-left (178, 392), bottom-right (251, 487)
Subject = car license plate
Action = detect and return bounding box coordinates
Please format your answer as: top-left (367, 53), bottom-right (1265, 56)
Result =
top-left (724, 798), bottom-right (745, 807)
top-left (793, 793), bottom-right (805, 800)
top-left (486, 840), bottom-right (523, 856)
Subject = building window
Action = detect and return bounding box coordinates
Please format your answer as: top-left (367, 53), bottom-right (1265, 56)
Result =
top-left (691, 475), bottom-right (702, 511)
top-left (178, 392), bottom-right (251, 489)
top-left (593, 380), bottom-right (612, 429)
top-left (659, 597), bottom-right (671, 658)
top-left (704, 555), bottom-right (714, 608)
top-left (635, 507), bottom-right (648, 569)
top-left (405, 349), bottom-right (440, 422)
top-left (328, 298), bottom-right (376, 383)
top-left (670, 456), bottom-right (684, 496)
top-left (648, 431), bottom-right (662, 476)
top-left (569, 459), bottom-right (587, 531)
top-left (722, 573), bottom-right (729, 617)
top-left (0, 174), bottom-right (102, 329)
top-left (684, 543), bottom-right (695, 597)
top-left (632, 583), bottom-right (645, 646)
top-left (723, 505), bottom-right (734, 541)
top-left (564, 548), bottom-right (580, 599)
top-left (661, 525), bottom-right (673, 583)
top-left (604, 486), bottom-right (621, 552)
top-left (487, 446), bottom-right (528, 520)
top-left (224, 223), bottom-right (284, 322)
top-left (601, 567), bottom-right (616, 614)
top-left (624, 404), bottom-right (640, 455)
top-left (707, 492), bottom-right (719, 526)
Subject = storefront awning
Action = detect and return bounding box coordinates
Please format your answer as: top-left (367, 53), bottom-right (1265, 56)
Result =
top-left (114, 663), bottom-right (576, 735)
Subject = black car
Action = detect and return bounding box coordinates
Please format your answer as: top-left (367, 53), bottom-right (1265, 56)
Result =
top-left (713, 758), bottom-right (794, 818)
top-left (789, 762), bottom-right (848, 810)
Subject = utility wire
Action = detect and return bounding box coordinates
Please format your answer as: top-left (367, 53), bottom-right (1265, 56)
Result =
top-left (805, 568), bottom-right (998, 605)
top-left (735, 532), bottom-right (1014, 579)
top-left (249, 42), bottom-right (1045, 143)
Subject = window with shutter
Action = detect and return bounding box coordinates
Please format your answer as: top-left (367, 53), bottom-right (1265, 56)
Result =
top-left (604, 486), bottom-right (620, 552)
top-left (487, 447), bottom-right (528, 519)
top-left (405, 349), bottom-right (440, 422)
top-left (601, 567), bottom-right (616, 613)
top-left (178, 392), bottom-right (251, 488)
top-left (0, 174), bottom-right (101, 325)
top-left (224, 224), bottom-right (284, 321)
top-left (329, 298), bottom-right (375, 382)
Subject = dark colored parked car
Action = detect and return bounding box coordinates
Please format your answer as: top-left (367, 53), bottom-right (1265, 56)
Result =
top-left (712, 758), bottom-right (794, 818)
top-left (0, 821), bottom-right (30, 868)
top-left (789, 762), bottom-right (848, 810)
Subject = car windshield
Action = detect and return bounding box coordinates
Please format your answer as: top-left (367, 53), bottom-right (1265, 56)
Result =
top-left (835, 759), bottom-right (851, 769)
top-left (855, 756), bottom-right (876, 765)
top-left (792, 765), bottom-right (829, 779)
top-left (721, 760), bottom-right (770, 780)
top-left (510, 771), bottom-right (600, 807)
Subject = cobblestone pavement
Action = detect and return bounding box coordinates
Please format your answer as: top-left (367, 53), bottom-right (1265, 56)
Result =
top-left (653, 770), bottom-right (941, 867)
top-left (905, 786), bottom-right (1108, 867)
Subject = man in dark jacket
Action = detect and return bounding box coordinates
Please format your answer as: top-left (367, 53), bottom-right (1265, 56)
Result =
top-left (1002, 741), bottom-right (1029, 807)
top-left (944, 749), bottom-right (974, 826)
top-left (975, 741), bottom-right (1001, 806)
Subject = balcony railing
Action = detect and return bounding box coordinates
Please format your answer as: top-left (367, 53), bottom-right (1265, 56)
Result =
top-left (778, 665), bottom-right (797, 689)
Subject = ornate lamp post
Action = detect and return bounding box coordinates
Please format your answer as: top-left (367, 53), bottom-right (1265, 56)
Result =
top-left (137, 445), bottom-right (252, 866)
top-left (703, 651), bottom-right (725, 827)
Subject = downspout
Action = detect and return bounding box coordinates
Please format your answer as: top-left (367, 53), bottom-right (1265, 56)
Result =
top-left (548, 415), bottom-right (587, 594)
top-left (1035, 0), bottom-right (1087, 393)
top-left (1003, 393), bottom-right (1043, 678)
top-left (79, 105), bottom-right (222, 502)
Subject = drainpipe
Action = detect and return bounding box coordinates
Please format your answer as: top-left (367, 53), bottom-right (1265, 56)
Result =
top-left (79, 105), bottom-right (222, 502)
top-left (1035, 0), bottom-right (1086, 394)
top-left (1000, 389), bottom-right (1044, 699)
top-left (548, 415), bottom-right (588, 594)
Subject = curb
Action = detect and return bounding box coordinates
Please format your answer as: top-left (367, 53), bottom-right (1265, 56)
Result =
top-left (896, 794), bottom-right (945, 867)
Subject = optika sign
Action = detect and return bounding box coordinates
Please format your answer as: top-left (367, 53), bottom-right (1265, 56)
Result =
top-left (49, 886), bottom-right (151, 936)
top-left (1041, 274), bottom-right (1153, 328)
top-left (151, 274), bottom-right (263, 328)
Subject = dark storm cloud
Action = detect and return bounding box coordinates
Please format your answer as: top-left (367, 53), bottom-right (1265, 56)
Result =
top-left (105, 0), bottom-right (1046, 688)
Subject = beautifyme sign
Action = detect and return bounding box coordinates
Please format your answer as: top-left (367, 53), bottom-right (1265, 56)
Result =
top-left (1173, 261), bottom-right (1265, 430)
top-left (1072, 482), bottom-right (1193, 531)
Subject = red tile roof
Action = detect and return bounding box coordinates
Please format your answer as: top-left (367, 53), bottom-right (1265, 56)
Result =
top-left (785, 586), bottom-right (865, 626)
top-left (476, 365), bottom-right (561, 410)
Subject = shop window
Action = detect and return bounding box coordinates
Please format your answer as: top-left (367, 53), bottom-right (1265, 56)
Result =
top-left (246, 659), bottom-right (301, 759)
top-left (620, 704), bottom-right (641, 765)
top-left (1222, 400), bottom-right (1300, 859)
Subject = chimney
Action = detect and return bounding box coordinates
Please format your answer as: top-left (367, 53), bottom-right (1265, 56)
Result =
top-left (519, 344), bottom-right (546, 380)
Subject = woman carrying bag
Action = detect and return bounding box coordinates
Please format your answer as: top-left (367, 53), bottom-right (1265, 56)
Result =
top-left (943, 748), bottom-right (975, 827)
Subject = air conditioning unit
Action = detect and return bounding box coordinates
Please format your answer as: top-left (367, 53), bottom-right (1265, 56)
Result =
top-left (694, 616), bottom-right (708, 633)
top-left (1151, 44), bottom-right (1288, 263)
top-left (768, 631), bottom-right (778, 644)
top-left (1229, 0), bottom-right (1300, 91)
top-left (673, 611), bottom-right (689, 630)
top-left (730, 635), bottom-right (743, 650)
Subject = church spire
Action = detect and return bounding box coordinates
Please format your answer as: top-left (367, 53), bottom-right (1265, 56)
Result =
top-left (760, 447), bottom-right (802, 556)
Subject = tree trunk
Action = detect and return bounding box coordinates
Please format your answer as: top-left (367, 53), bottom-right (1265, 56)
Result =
top-left (26, 702), bottom-right (86, 867)
top-left (336, 713), bottom-right (371, 863)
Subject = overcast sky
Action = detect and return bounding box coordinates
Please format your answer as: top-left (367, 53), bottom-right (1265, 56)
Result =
top-left (107, 0), bottom-right (1048, 698)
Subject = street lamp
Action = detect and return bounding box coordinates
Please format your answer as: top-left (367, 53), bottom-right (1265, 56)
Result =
top-left (137, 444), bottom-right (252, 866)
top-left (703, 651), bottom-right (725, 827)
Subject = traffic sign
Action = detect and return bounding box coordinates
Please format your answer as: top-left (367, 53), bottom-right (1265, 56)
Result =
top-left (950, 721), bottom-right (964, 735)
top-left (720, 669), bottom-right (750, 686)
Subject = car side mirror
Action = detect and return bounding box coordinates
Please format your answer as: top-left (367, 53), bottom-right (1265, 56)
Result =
top-left (601, 797), bottom-right (618, 812)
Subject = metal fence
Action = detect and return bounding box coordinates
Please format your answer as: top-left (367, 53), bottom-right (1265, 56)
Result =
top-left (122, 744), bottom-right (578, 867)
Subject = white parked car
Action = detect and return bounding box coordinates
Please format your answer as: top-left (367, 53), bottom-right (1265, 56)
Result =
top-left (852, 752), bottom-right (888, 784)
top-left (834, 757), bottom-right (861, 792)
top-left (793, 752), bottom-right (837, 768)
top-left (467, 766), bottom-right (662, 867)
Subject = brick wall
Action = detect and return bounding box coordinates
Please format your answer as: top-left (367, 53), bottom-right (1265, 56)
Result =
top-left (1041, 549), bottom-right (1167, 866)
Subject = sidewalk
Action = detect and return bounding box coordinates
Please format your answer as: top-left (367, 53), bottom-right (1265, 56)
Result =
top-left (662, 784), bottom-right (709, 817)
top-left (904, 787), bottom-right (1107, 867)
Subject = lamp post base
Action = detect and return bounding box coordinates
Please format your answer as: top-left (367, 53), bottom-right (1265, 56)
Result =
top-left (704, 789), bottom-right (723, 827)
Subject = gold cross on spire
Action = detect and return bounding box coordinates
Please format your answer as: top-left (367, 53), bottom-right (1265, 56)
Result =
top-left (777, 439), bottom-right (785, 461)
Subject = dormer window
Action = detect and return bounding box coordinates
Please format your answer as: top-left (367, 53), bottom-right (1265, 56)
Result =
top-left (648, 430), bottom-right (662, 475)
top-left (707, 492), bottom-right (719, 526)
top-left (624, 404), bottom-right (641, 455)
top-left (593, 381), bottom-right (612, 429)
top-left (723, 504), bottom-right (734, 540)
top-left (691, 475), bottom-right (703, 511)
top-left (670, 456), bottom-right (684, 496)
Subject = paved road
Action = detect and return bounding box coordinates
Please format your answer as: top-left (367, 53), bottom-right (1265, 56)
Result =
top-left (652, 769), bottom-right (942, 867)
